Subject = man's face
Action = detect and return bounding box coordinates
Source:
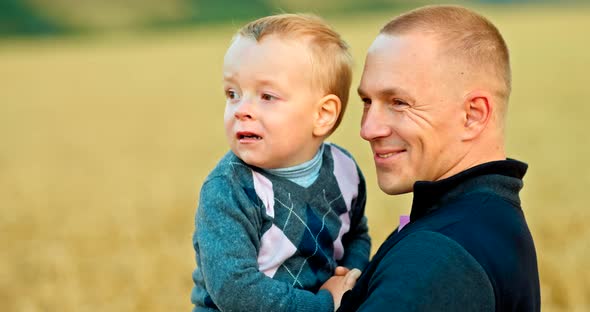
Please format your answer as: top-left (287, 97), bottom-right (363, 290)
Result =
top-left (223, 35), bottom-right (321, 169)
top-left (358, 33), bottom-right (466, 194)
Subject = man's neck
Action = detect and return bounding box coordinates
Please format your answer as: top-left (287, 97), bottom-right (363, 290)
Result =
top-left (439, 141), bottom-right (506, 181)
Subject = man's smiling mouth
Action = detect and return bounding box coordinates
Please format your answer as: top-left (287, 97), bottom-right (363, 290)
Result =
top-left (376, 150), bottom-right (406, 158)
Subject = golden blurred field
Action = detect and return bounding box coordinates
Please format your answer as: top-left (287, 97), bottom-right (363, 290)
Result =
top-left (1, 4), bottom-right (589, 312)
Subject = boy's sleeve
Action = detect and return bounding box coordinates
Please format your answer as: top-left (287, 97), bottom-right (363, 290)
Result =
top-left (194, 176), bottom-right (334, 312)
top-left (338, 166), bottom-right (371, 271)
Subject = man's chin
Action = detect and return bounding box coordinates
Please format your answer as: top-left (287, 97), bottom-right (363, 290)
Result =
top-left (378, 181), bottom-right (413, 195)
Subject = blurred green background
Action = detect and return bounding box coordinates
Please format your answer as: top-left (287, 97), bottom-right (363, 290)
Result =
top-left (2, 0), bottom-right (589, 311)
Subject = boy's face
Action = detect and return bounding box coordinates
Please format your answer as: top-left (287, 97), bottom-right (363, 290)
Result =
top-left (223, 35), bottom-right (323, 169)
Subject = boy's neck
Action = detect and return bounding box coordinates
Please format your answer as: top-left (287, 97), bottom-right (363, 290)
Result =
top-left (263, 144), bottom-right (325, 187)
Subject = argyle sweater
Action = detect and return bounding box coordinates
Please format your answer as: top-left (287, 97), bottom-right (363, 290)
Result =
top-left (191, 143), bottom-right (370, 312)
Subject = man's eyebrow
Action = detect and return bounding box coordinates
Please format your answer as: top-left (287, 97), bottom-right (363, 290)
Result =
top-left (357, 87), bottom-right (368, 97)
top-left (357, 87), bottom-right (412, 99)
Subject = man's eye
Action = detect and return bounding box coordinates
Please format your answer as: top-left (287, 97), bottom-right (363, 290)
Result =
top-left (361, 97), bottom-right (371, 105)
top-left (392, 99), bottom-right (408, 107)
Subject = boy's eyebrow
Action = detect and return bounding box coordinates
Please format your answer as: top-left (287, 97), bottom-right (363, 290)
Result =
top-left (221, 74), bottom-right (279, 89)
top-left (223, 72), bottom-right (237, 81)
top-left (256, 78), bottom-right (280, 88)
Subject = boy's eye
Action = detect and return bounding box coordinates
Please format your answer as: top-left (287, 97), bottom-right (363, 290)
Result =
top-left (261, 93), bottom-right (275, 101)
top-left (225, 90), bottom-right (238, 100)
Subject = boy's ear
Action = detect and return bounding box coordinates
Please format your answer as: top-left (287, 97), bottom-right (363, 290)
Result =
top-left (462, 91), bottom-right (492, 141)
top-left (313, 94), bottom-right (341, 137)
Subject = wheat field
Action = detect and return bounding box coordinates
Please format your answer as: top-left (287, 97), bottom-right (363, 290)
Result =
top-left (1, 4), bottom-right (589, 312)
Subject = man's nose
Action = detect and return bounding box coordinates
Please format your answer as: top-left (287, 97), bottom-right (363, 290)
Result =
top-left (360, 104), bottom-right (391, 141)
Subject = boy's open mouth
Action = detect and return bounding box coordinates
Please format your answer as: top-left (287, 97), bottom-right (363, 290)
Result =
top-left (237, 132), bottom-right (262, 140)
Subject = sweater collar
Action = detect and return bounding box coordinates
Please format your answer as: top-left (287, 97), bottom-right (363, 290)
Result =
top-left (262, 144), bottom-right (324, 187)
top-left (410, 159), bottom-right (528, 221)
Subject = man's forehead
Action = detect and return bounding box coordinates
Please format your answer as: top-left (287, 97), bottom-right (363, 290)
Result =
top-left (359, 34), bottom-right (452, 98)
top-left (369, 33), bottom-right (439, 55)
top-left (363, 33), bottom-right (447, 83)
top-left (367, 34), bottom-right (398, 54)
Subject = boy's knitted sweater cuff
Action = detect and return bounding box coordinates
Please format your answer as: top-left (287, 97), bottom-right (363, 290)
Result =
top-left (294, 289), bottom-right (333, 312)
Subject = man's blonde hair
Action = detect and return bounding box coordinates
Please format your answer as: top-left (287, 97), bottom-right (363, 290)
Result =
top-left (237, 13), bottom-right (353, 133)
top-left (381, 6), bottom-right (511, 114)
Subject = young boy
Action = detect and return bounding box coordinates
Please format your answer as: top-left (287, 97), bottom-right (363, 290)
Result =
top-left (191, 14), bottom-right (370, 312)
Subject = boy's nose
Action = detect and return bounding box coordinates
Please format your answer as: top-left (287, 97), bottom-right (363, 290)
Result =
top-left (234, 99), bottom-right (255, 120)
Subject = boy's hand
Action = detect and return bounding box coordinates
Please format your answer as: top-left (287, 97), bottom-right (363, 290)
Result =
top-left (320, 267), bottom-right (362, 311)
top-left (334, 266), bottom-right (351, 276)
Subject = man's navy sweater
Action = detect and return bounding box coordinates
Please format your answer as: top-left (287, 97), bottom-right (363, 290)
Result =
top-left (339, 159), bottom-right (540, 311)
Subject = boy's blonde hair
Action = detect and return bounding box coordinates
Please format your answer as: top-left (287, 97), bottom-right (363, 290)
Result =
top-left (237, 13), bottom-right (353, 133)
top-left (380, 5), bottom-right (511, 116)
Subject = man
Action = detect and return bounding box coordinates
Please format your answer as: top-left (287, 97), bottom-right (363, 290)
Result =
top-left (330, 5), bottom-right (540, 312)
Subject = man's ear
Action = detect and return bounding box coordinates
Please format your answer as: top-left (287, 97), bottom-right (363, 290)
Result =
top-left (462, 91), bottom-right (492, 141)
top-left (313, 94), bottom-right (341, 137)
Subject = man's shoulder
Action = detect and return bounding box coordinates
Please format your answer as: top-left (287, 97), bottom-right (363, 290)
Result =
top-left (354, 230), bottom-right (494, 311)
top-left (437, 192), bottom-right (535, 256)
top-left (382, 230), bottom-right (482, 268)
top-left (367, 230), bottom-right (488, 282)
